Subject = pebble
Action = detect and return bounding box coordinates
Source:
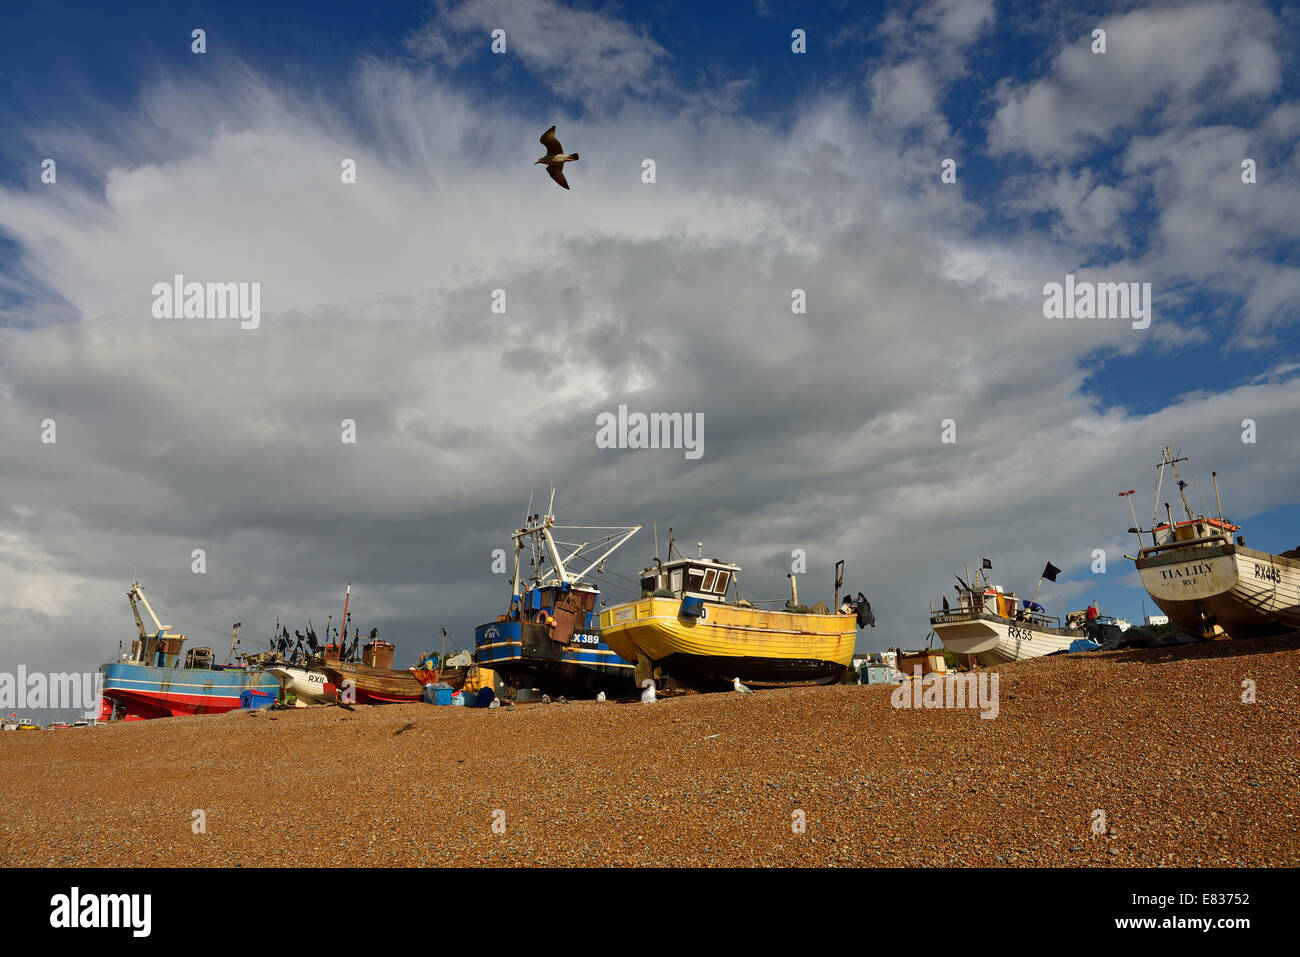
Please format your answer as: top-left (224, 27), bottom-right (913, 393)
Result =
top-left (1, 634), bottom-right (1297, 866)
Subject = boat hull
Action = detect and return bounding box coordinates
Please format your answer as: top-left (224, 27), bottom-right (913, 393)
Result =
top-left (474, 619), bottom-right (634, 697)
top-left (408, 667), bottom-right (468, 691)
top-left (1136, 543), bottom-right (1300, 638)
top-left (929, 613), bottom-right (1083, 666)
top-left (598, 597), bottom-right (853, 690)
top-left (323, 662), bottom-right (424, 704)
top-left (100, 662), bottom-right (280, 719)
top-left (264, 664), bottom-right (336, 706)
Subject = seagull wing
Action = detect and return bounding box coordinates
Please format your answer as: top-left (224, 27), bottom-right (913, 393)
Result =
top-left (546, 163), bottom-right (570, 189)
top-left (540, 125), bottom-right (563, 153)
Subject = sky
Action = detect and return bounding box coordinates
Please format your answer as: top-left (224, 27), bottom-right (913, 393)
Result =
top-left (1, 0), bottom-right (1298, 713)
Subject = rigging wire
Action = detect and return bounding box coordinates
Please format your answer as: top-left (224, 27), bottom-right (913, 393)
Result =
top-left (150, 604), bottom-right (237, 639)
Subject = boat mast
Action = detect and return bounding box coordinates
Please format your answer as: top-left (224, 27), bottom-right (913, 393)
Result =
top-left (340, 584), bottom-right (351, 649)
top-left (1162, 445), bottom-right (1195, 522)
top-left (510, 532), bottom-right (523, 599)
top-left (1118, 489), bottom-right (1142, 546)
top-left (513, 493), bottom-right (533, 598)
top-left (225, 622), bottom-right (241, 664)
top-left (540, 517), bottom-right (568, 583)
top-left (514, 491), bottom-right (642, 589)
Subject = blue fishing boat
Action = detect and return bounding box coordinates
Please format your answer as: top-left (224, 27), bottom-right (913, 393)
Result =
top-left (474, 494), bottom-right (641, 698)
top-left (99, 583), bottom-right (279, 720)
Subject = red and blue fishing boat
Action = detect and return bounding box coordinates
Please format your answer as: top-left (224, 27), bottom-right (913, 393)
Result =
top-left (98, 582), bottom-right (279, 720)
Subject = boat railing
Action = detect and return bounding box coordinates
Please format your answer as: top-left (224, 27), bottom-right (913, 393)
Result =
top-left (930, 608), bottom-right (978, 624)
top-left (1140, 533), bottom-right (1233, 556)
top-left (931, 606), bottom-right (1060, 628)
top-left (1018, 610), bottom-right (1060, 628)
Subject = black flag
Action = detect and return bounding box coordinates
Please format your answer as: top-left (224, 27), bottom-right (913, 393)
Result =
top-left (1041, 562), bottom-right (1061, 582)
top-left (981, 558), bottom-right (992, 570)
top-left (942, 595), bottom-right (950, 611)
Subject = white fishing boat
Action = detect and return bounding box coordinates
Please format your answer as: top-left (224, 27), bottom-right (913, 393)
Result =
top-left (929, 565), bottom-right (1118, 666)
top-left (263, 662), bottom-right (335, 706)
top-left (1126, 447), bottom-right (1300, 639)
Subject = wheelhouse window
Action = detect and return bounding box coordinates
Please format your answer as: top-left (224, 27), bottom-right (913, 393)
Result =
top-left (670, 569), bottom-right (683, 593)
top-left (714, 571), bottom-right (730, 594)
top-left (701, 569), bottom-right (717, 591)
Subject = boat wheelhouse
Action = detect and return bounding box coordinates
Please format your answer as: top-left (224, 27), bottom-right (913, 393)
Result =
top-left (638, 556), bottom-right (740, 605)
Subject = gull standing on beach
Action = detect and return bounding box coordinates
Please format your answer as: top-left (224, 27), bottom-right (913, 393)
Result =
top-left (535, 125), bottom-right (579, 190)
top-left (640, 679), bottom-right (657, 704)
top-left (733, 677), bottom-right (753, 694)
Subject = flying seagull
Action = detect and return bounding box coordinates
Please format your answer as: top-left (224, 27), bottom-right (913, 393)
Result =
top-left (535, 125), bottom-right (579, 190)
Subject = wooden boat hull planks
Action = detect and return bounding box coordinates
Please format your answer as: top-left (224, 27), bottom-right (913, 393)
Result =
top-left (323, 661), bottom-right (424, 704)
top-left (408, 667), bottom-right (468, 690)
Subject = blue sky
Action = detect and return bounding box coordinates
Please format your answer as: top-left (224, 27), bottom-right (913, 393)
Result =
top-left (1, 0), bottom-right (1298, 689)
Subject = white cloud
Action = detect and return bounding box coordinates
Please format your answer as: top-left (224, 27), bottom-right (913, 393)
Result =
top-left (990, 0), bottom-right (1282, 160)
top-left (0, 16), bottom-right (1297, 681)
top-left (404, 0), bottom-right (671, 109)
top-left (869, 60), bottom-right (949, 140)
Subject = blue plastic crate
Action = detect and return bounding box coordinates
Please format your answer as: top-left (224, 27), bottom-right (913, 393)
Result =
top-left (422, 685), bottom-right (453, 705)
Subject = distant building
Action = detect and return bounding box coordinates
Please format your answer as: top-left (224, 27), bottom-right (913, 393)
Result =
top-left (851, 650), bottom-right (898, 670)
top-left (1144, 614), bottom-right (1169, 627)
top-left (1115, 618), bottom-right (1132, 632)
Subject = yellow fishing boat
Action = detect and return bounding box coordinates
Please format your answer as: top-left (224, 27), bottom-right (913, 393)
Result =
top-left (598, 540), bottom-right (873, 690)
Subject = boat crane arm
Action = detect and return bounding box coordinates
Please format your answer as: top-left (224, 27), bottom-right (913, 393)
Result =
top-left (570, 525), bottom-right (641, 582)
top-left (128, 582), bottom-right (165, 636)
top-left (128, 587), bottom-right (148, 639)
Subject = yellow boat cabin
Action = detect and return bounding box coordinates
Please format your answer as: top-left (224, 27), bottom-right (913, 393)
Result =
top-left (598, 547), bottom-right (869, 691)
